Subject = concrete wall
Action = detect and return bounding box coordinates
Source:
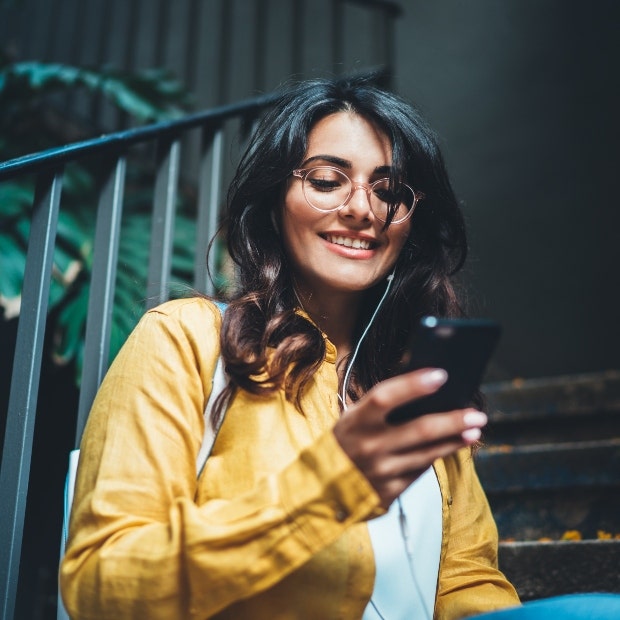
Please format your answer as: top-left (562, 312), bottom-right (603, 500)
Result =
top-left (395, 0), bottom-right (619, 380)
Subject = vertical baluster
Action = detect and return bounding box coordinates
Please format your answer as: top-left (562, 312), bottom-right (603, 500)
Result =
top-left (74, 156), bottom-right (127, 446)
top-left (146, 137), bottom-right (181, 309)
top-left (0, 170), bottom-right (63, 620)
top-left (194, 125), bottom-right (224, 296)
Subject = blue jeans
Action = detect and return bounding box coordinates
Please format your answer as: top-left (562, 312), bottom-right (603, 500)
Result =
top-left (473, 593), bottom-right (620, 619)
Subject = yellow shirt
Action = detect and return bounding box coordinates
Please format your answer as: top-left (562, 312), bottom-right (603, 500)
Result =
top-left (60, 298), bottom-right (519, 619)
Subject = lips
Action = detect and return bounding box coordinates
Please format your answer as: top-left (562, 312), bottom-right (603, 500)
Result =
top-left (322, 233), bottom-right (376, 250)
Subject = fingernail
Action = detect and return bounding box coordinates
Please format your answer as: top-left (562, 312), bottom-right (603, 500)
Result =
top-left (462, 427), bottom-right (482, 442)
top-left (463, 411), bottom-right (488, 427)
top-left (420, 368), bottom-right (448, 387)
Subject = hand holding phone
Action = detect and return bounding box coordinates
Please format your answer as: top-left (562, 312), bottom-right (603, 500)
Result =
top-left (386, 316), bottom-right (501, 425)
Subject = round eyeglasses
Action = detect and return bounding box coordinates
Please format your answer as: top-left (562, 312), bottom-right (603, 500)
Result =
top-left (292, 166), bottom-right (424, 224)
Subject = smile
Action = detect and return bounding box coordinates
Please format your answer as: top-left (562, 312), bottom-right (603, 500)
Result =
top-left (323, 234), bottom-right (375, 250)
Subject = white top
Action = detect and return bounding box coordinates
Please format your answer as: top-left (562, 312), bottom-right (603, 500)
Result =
top-left (363, 466), bottom-right (443, 620)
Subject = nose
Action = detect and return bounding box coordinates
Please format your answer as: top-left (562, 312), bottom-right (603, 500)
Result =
top-left (339, 183), bottom-right (373, 221)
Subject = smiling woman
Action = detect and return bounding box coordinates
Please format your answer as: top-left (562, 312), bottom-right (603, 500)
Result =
top-left (60, 76), bottom-right (520, 619)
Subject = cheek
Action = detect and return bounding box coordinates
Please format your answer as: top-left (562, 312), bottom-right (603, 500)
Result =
top-left (282, 187), bottom-right (305, 223)
top-left (280, 202), bottom-right (312, 258)
top-left (389, 226), bottom-right (411, 254)
top-left (282, 190), bottom-right (325, 235)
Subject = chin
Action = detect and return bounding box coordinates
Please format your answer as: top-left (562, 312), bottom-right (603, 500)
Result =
top-left (329, 277), bottom-right (384, 293)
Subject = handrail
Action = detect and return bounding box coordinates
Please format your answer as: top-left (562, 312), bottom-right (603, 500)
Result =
top-left (0, 92), bottom-right (280, 180)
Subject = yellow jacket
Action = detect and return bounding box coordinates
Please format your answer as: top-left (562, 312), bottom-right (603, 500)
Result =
top-left (60, 298), bottom-right (519, 619)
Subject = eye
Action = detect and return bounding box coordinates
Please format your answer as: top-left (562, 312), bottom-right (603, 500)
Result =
top-left (306, 168), bottom-right (347, 193)
top-left (373, 181), bottom-right (414, 208)
top-left (372, 180), bottom-right (399, 203)
top-left (308, 177), bottom-right (340, 192)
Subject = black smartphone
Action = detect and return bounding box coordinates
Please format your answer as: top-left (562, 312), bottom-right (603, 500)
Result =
top-left (385, 316), bottom-right (502, 425)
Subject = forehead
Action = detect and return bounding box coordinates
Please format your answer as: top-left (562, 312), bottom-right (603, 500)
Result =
top-left (305, 112), bottom-right (392, 165)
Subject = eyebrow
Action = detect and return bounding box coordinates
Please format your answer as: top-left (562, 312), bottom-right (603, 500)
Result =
top-left (301, 154), bottom-right (393, 175)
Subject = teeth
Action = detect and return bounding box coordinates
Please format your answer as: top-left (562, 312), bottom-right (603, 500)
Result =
top-left (326, 235), bottom-right (372, 250)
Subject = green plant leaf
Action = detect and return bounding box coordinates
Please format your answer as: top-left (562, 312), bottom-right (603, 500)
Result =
top-left (0, 56), bottom-right (201, 385)
top-left (0, 62), bottom-right (190, 123)
top-left (52, 281), bottom-right (89, 366)
top-left (0, 231), bottom-right (26, 299)
top-left (0, 180), bottom-right (34, 219)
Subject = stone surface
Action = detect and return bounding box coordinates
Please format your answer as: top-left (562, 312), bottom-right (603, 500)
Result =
top-left (499, 540), bottom-right (620, 602)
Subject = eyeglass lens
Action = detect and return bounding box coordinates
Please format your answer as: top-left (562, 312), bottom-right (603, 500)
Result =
top-left (303, 167), bottom-right (414, 222)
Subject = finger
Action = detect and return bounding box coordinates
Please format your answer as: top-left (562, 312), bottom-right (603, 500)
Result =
top-left (351, 368), bottom-right (448, 422)
top-left (395, 436), bottom-right (469, 474)
top-left (380, 408), bottom-right (487, 454)
top-left (371, 436), bottom-right (471, 507)
top-left (335, 405), bottom-right (486, 476)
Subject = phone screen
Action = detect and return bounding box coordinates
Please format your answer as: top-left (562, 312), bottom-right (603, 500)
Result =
top-left (386, 316), bottom-right (501, 425)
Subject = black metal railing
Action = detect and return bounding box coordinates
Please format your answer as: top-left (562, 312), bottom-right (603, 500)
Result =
top-left (0, 92), bottom-right (279, 620)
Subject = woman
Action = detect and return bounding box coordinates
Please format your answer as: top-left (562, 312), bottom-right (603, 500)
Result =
top-left (60, 76), bottom-right (520, 619)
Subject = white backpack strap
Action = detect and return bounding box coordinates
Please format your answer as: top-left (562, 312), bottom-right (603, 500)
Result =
top-left (58, 450), bottom-right (81, 620)
top-left (195, 300), bottom-right (229, 476)
top-left (196, 353), bottom-right (229, 476)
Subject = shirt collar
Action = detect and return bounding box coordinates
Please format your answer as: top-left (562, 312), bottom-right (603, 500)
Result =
top-left (295, 308), bottom-right (337, 364)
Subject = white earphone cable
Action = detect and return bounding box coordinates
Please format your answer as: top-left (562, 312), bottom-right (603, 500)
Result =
top-left (339, 271), bottom-right (395, 408)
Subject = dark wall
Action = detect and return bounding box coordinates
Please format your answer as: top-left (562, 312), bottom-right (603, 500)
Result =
top-left (395, 0), bottom-right (620, 380)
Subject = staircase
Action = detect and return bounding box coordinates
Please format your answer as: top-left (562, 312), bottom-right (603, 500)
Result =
top-left (477, 370), bottom-right (620, 601)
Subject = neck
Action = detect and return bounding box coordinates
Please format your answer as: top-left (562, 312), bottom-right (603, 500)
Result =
top-left (294, 287), bottom-right (362, 365)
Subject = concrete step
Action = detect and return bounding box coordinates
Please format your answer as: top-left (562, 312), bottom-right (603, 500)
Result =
top-left (483, 370), bottom-right (620, 445)
top-left (478, 371), bottom-right (620, 538)
top-left (477, 371), bottom-right (620, 599)
top-left (476, 440), bottom-right (620, 541)
top-left (498, 540), bottom-right (620, 601)
top-left (477, 439), bottom-right (620, 493)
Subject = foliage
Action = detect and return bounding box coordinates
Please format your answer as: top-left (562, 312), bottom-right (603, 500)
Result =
top-left (0, 54), bottom-right (198, 384)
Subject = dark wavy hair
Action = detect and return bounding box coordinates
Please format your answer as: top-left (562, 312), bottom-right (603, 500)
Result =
top-left (212, 75), bottom-right (468, 421)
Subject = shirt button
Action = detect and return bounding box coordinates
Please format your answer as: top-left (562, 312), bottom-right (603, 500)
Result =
top-left (335, 507), bottom-right (348, 522)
